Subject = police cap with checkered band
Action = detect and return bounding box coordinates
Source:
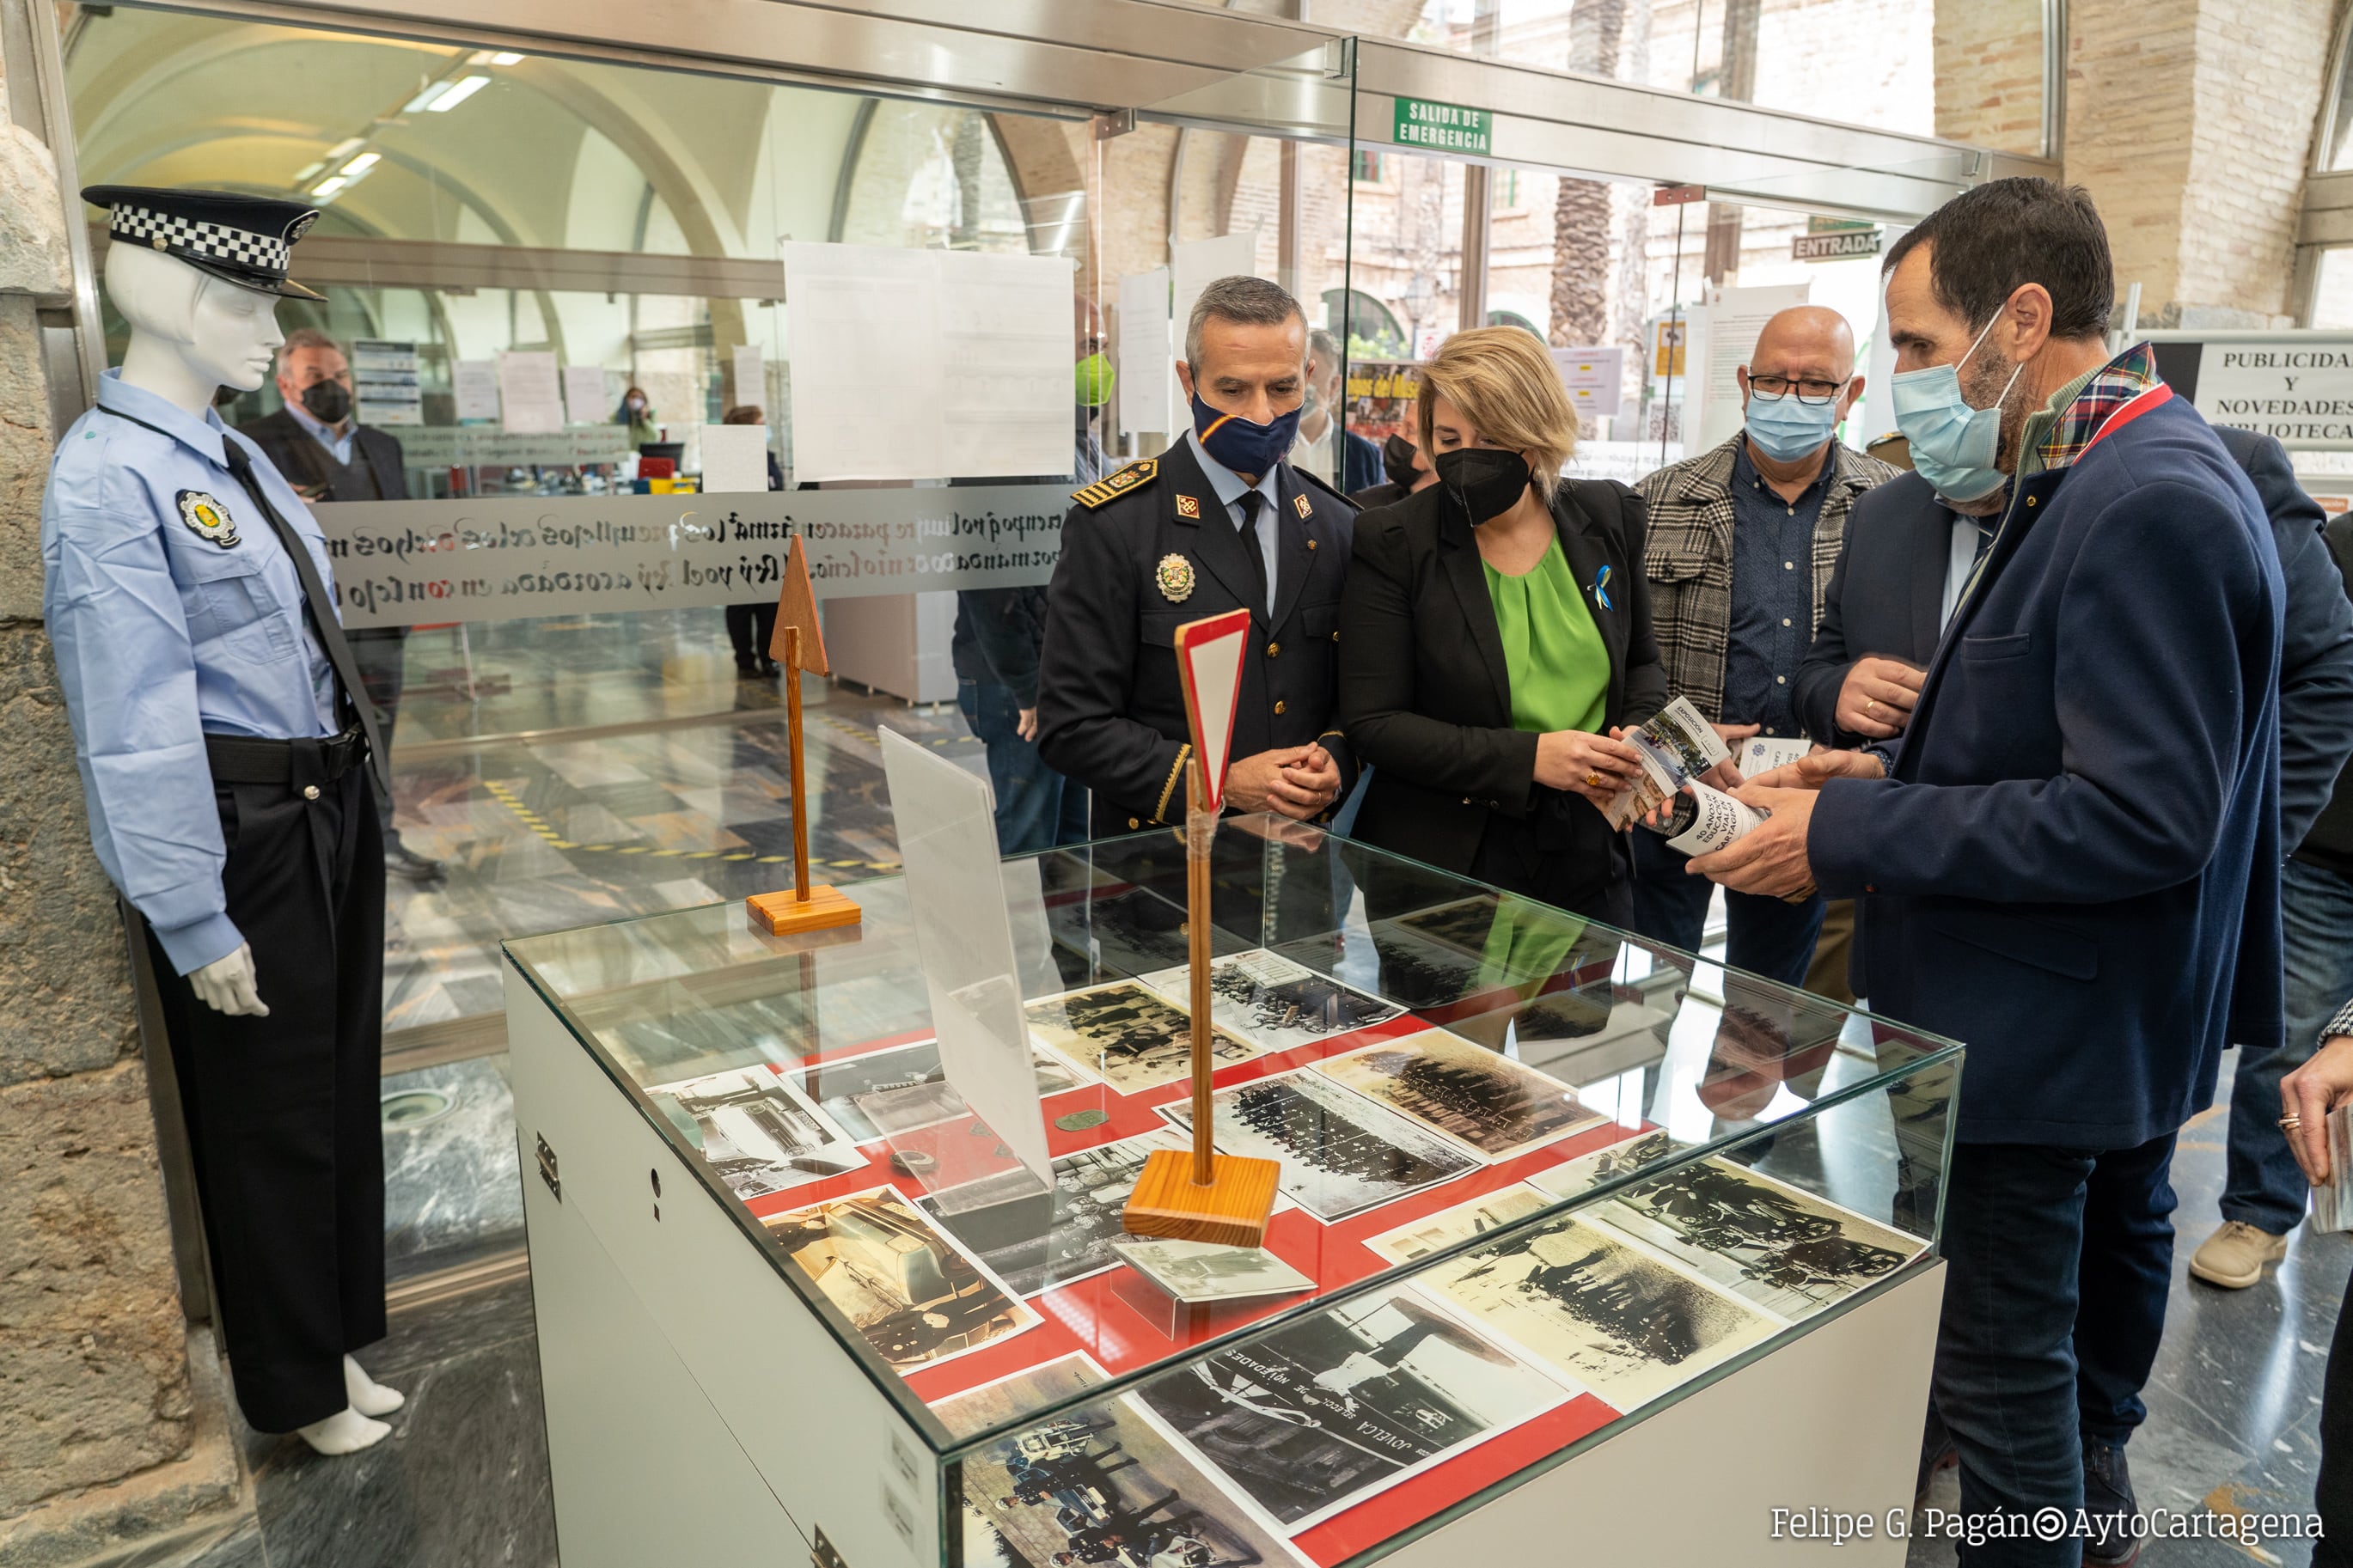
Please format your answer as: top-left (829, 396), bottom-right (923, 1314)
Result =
top-left (83, 186), bottom-right (326, 302)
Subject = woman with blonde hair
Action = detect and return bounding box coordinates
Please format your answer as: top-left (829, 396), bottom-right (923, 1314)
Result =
top-left (1337, 326), bottom-right (1666, 923)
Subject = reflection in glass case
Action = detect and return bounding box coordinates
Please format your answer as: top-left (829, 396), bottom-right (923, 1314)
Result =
top-left (506, 818), bottom-right (1959, 1568)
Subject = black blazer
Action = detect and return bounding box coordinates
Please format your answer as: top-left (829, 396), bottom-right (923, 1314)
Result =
top-left (237, 409), bottom-right (411, 503)
top-left (1798, 438), bottom-right (2353, 844)
top-left (1792, 470), bottom-right (1951, 751)
top-left (1337, 478), bottom-right (1668, 876)
top-left (1036, 438), bottom-right (1359, 836)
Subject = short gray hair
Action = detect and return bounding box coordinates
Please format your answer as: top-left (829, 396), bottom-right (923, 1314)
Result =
top-left (1307, 327), bottom-right (1342, 372)
top-left (276, 326), bottom-right (345, 376)
top-left (1184, 274), bottom-right (1306, 369)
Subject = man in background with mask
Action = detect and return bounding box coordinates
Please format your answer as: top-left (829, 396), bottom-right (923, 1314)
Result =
top-left (1349, 427), bottom-right (1435, 510)
top-left (240, 328), bottom-right (441, 883)
top-left (1038, 274), bottom-right (1357, 837)
top-left (1690, 179), bottom-right (2285, 1568)
top-left (1291, 327), bottom-right (1383, 494)
top-left (1628, 305), bottom-right (1897, 985)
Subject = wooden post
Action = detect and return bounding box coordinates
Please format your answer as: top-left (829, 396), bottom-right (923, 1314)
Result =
top-left (1121, 760), bottom-right (1280, 1248)
top-left (786, 624), bottom-right (811, 903)
top-left (1186, 760), bottom-right (1216, 1186)
top-left (745, 540), bottom-right (860, 937)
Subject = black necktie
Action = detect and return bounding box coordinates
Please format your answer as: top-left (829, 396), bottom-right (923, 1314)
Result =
top-left (1235, 490), bottom-right (1271, 614)
top-left (1971, 520), bottom-right (1995, 568)
top-left (221, 441), bottom-right (390, 798)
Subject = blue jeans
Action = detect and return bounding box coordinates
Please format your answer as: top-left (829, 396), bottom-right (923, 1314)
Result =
top-left (956, 680), bottom-right (1087, 856)
top-left (2222, 857), bottom-right (2353, 1232)
top-left (1934, 1133), bottom-right (2179, 1565)
top-left (1630, 824), bottom-right (1824, 985)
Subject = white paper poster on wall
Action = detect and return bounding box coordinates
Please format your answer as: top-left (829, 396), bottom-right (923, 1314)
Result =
top-left (1696, 283), bottom-right (1812, 450)
top-left (1117, 266), bottom-right (1173, 436)
top-left (451, 359), bottom-right (502, 424)
top-left (1549, 346), bottom-right (1627, 438)
top-left (699, 424), bottom-right (772, 494)
top-left (497, 351), bottom-right (565, 435)
top-left (730, 344), bottom-right (766, 409)
top-left (782, 242), bottom-right (1074, 482)
top-left (561, 364), bottom-right (609, 427)
top-left (1170, 230), bottom-right (1263, 371)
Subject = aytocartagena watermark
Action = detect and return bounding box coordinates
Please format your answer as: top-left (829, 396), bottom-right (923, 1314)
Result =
top-left (1769, 1505), bottom-right (2325, 1547)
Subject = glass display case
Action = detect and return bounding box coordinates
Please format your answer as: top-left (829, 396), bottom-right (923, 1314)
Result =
top-left (504, 819), bottom-right (1959, 1568)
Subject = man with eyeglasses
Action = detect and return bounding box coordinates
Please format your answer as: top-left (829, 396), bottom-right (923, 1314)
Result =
top-left (1630, 305), bottom-right (1898, 985)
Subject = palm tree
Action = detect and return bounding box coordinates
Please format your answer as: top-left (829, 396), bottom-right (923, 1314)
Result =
top-left (1548, 0), bottom-right (1651, 361)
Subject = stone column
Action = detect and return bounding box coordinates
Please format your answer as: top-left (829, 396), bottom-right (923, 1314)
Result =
top-left (0, 45), bottom-right (247, 1568)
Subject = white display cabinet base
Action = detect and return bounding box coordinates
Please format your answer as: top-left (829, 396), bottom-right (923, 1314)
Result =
top-left (510, 964), bottom-right (1943, 1568)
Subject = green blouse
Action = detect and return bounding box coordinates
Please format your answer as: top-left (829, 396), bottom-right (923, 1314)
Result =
top-left (1482, 537), bottom-right (1610, 737)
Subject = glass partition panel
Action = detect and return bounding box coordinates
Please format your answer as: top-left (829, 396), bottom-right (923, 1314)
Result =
top-left (1362, 0), bottom-right (2046, 149)
top-left (505, 821), bottom-right (1959, 1565)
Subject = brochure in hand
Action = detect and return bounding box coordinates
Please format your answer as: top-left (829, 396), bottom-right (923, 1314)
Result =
top-left (1603, 696), bottom-right (1734, 834)
top-left (2312, 1104), bottom-right (2353, 1232)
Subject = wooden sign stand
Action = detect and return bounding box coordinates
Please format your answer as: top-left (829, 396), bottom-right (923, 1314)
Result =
top-left (747, 539), bottom-right (861, 938)
top-left (1122, 612), bottom-right (1278, 1248)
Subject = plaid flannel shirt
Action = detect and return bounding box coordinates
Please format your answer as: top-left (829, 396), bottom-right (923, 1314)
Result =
top-left (1633, 433), bottom-right (1902, 723)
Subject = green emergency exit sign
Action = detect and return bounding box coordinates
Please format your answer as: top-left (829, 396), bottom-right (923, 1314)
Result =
top-left (1393, 97), bottom-right (1491, 155)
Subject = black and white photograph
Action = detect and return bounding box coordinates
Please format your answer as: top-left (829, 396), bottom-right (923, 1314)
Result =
top-left (1028, 981), bottom-right (1263, 1094)
top-left (1314, 1031), bottom-right (1606, 1161)
top-left (933, 1351), bottom-right (1109, 1441)
top-left (761, 1186), bottom-right (1041, 1370)
top-left (790, 1039), bottom-right (1091, 1143)
top-left (1527, 1130), bottom-right (1688, 1205)
top-left (1360, 1186), bottom-right (1553, 1266)
top-left (1418, 1214), bottom-right (1779, 1411)
top-left (962, 1388), bottom-right (1307, 1568)
top-left (1139, 949), bottom-right (1402, 1054)
top-left (915, 1131), bottom-right (1189, 1296)
top-left (1134, 1285), bottom-right (1568, 1531)
top-left (644, 1065), bottom-right (864, 1201)
top-left (1384, 897), bottom-right (1507, 959)
top-left (1158, 1072), bottom-right (1477, 1223)
top-left (1112, 1238), bottom-right (1317, 1304)
top-left (1358, 926), bottom-right (1486, 1010)
top-left (1571, 1156), bottom-right (1925, 1321)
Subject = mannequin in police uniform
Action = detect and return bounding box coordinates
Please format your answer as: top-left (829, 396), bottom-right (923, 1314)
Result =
top-left (1036, 275), bottom-right (1356, 837)
top-left (43, 188), bottom-right (400, 1455)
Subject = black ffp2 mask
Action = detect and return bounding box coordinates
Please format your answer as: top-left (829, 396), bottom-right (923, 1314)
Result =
top-left (1434, 447), bottom-right (1531, 523)
top-left (301, 379), bottom-right (352, 424)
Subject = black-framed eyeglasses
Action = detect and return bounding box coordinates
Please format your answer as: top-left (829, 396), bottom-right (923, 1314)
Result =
top-left (1748, 375), bottom-right (1847, 405)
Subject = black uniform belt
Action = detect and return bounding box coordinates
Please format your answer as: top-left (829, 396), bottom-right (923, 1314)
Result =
top-left (204, 726), bottom-right (370, 785)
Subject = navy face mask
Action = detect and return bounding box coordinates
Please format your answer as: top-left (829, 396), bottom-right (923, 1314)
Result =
top-left (1191, 386), bottom-right (1301, 479)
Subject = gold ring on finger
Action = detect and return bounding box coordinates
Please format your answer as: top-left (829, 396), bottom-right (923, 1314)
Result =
top-left (1865, 698), bottom-right (1878, 716)
top-left (1585, 770), bottom-right (1605, 789)
top-left (2280, 1113), bottom-right (2303, 1130)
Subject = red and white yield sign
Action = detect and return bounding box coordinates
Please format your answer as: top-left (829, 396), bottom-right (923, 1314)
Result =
top-left (1173, 607), bottom-right (1253, 811)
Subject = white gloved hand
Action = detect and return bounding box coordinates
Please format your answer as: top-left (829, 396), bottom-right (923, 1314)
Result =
top-left (188, 943), bottom-right (269, 1016)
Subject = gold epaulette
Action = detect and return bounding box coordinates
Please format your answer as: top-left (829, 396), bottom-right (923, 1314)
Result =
top-left (1072, 458), bottom-right (1158, 509)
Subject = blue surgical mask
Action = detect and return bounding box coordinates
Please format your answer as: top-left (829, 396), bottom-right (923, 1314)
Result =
top-left (1190, 387), bottom-right (1300, 479)
top-left (1743, 385), bottom-right (1841, 462)
top-left (1890, 313), bottom-right (2023, 504)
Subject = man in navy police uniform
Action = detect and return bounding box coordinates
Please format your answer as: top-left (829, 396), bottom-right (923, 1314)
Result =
top-left (1037, 274), bottom-right (1357, 836)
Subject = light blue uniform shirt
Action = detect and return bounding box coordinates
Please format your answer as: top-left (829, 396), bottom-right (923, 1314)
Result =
top-left (283, 395), bottom-right (357, 466)
top-left (43, 370), bottom-right (343, 976)
top-left (1184, 427), bottom-right (1282, 613)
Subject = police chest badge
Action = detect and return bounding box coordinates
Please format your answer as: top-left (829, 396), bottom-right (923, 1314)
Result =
top-left (175, 490), bottom-right (240, 549)
top-left (1155, 553), bottom-right (1195, 603)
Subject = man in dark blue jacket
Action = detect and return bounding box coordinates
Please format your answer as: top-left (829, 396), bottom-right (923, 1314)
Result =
top-left (1692, 180), bottom-right (2285, 1568)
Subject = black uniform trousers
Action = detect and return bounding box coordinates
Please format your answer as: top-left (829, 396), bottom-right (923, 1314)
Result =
top-left (145, 751), bottom-right (387, 1433)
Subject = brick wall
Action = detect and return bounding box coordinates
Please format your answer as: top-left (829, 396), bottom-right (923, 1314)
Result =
top-left (1932, 0), bottom-right (2046, 154)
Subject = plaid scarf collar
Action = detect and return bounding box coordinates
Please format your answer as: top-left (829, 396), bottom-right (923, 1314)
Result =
top-left (2032, 341), bottom-right (2161, 473)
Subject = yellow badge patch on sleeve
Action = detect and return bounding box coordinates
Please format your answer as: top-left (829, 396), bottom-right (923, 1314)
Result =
top-left (1072, 457), bottom-right (1158, 509)
top-left (174, 490), bottom-right (241, 549)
